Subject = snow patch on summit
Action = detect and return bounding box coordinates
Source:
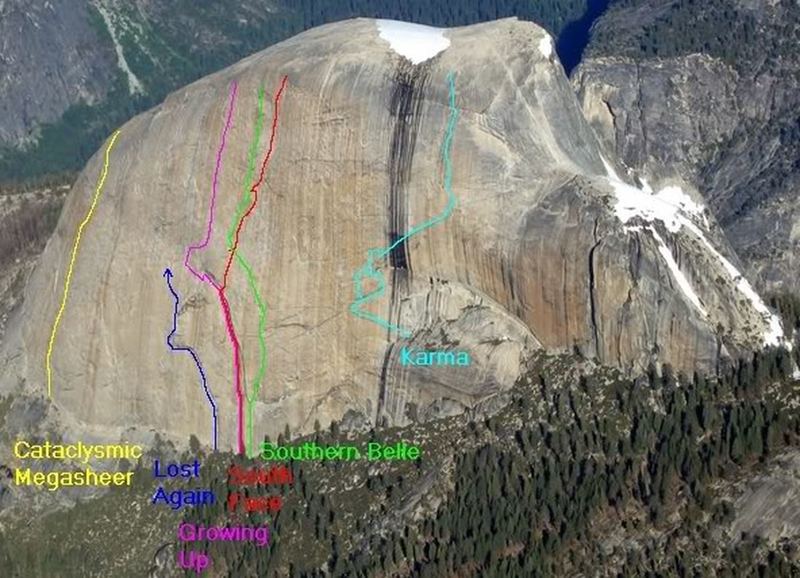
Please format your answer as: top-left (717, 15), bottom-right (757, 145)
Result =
top-left (377, 20), bottom-right (450, 65)
top-left (538, 34), bottom-right (553, 58)
top-left (601, 156), bottom-right (787, 348)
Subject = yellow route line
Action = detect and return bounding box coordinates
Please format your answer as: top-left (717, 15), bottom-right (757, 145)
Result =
top-left (45, 129), bottom-right (121, 398)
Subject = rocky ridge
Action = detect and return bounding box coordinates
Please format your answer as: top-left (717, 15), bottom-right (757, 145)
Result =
top-left (574, 0), bottom-right (800, 293)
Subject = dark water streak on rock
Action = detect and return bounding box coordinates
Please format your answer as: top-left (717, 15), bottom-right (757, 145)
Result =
top-left (387, 63), bottom-right (430, 271)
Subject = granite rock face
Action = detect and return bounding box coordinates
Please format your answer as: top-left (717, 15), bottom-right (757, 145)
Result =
top-left (572, 55), bottom-right (741, 185)
top-left (574, 0), bottom-right (800, 293)
top-left (0, 18), bottom-right (785, 449)
top-left (0, 0), bottom-right (117, 146)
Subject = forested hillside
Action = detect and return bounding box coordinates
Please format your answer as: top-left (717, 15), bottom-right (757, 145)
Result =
top-left (6, 348), bottom-right (798, 576)
top-left (588, 0), bottom-right (799, 68)
top-left (215, 350), bottom-right (800, 576)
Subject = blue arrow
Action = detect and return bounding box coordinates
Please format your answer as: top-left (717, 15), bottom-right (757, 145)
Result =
top-left (164, 268), bottom-right (218, 450)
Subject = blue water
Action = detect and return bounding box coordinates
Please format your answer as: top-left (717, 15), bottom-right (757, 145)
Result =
top-left (556, 0), bottom-right (614, 75)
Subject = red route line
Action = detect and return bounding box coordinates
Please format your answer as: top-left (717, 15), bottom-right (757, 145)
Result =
top-left (219, 75), bottom-right (287, 454)
top-left (213, 282), bottom-right (244, 452)
top-left (222, 75), bottom-right (288, 291)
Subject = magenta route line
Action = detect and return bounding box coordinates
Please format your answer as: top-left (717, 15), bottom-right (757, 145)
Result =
top-left (180, 80), bottom-right (238, 451)
top-left (184, 81), bottom-right (239, 283)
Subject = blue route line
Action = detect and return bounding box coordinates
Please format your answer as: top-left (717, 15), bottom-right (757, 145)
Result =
top-left (163, 267), bottom-right (218, 450)
top-left (350, 71), bottom-right (460, 337)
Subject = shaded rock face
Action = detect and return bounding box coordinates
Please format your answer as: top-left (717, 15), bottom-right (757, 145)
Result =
top-left (0, 18), bottom-right (780, 449)
top-left (572, 55), bottom-right (741, 184)
top-left (731, 450), bottom-right (800, 545)
top-left (0, 185), bottom-right (67, 341)
top-left (0, 0), bottom-right (116, 146)
top-left (573, 0), bottom-right (800, 293)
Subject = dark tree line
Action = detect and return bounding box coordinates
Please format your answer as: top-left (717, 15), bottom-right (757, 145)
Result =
top-left (592, 0), bottom-right (800, 71)
top-left (188, 346), bottom-right (800, 576)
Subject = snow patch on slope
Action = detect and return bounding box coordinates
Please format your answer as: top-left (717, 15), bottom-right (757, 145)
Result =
top-left (95, 4), bottom-right (143, 94)
top-left (377, 20), bottom-right (450, 65)
top-left (601, 156), bottom-right (786, 348)
top-left (605, 159), bottom-right (708, 232)
top-left (690, 231), bottom-right (786, 347)
top-left (650, 227), bottom-right (708, 317)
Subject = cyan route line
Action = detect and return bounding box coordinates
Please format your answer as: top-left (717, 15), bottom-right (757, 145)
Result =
top-left (350, 71), bottom-right (460, 337)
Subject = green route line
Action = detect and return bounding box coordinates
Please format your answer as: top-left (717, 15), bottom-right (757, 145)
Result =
top-left (350, 72), bottom-right (460, 338)
top-left (225, 86), bottom-right (268, 457)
